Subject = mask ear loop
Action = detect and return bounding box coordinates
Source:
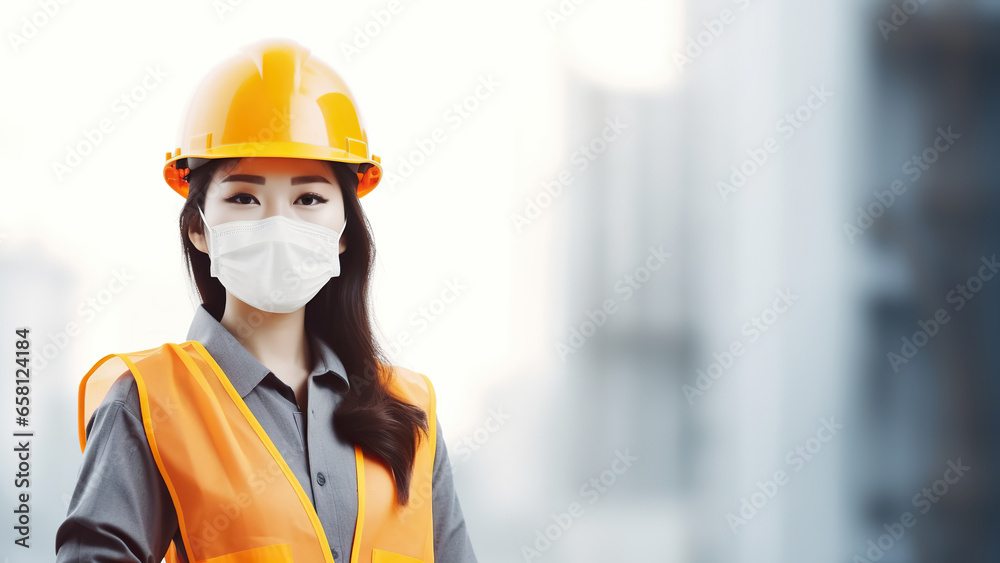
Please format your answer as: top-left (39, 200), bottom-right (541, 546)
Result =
top-left (330, 219), bottom-right (348, 263)
top-left (197, 205), bottom-right (213, 254)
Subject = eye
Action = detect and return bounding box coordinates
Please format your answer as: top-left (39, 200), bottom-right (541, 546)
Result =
top-left (296, 192), bottom-right (329, 206)
top-left (225, 193), bottom-right (259, 205)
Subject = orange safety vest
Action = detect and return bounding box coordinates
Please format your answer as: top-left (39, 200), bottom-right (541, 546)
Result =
top-left (77, 340), bottom-right (436, 563)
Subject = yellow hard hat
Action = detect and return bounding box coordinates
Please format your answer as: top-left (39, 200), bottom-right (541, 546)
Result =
top-left (162, 37), bottom-right (383, 199)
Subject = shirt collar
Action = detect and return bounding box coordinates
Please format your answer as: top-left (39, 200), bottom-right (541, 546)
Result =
top-left (185, 303), bottom-right (350, 397)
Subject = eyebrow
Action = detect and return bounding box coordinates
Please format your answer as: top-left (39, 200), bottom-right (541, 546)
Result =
top-left (222, 174), bottom-right (332, 185)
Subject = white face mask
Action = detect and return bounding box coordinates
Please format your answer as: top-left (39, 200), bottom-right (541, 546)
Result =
top-left (198, 205), bottom-right (347, 313)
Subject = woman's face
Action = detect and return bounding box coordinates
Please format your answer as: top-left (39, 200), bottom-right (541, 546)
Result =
top-left (188, 157), bottom-right (347, 255)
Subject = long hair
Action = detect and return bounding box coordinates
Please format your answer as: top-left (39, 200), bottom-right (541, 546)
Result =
top-left (177, 157), bottom-right (428, 505)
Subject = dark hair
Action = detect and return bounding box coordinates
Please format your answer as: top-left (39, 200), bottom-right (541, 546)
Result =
top-left (178, 157), bottom-right (428, 505)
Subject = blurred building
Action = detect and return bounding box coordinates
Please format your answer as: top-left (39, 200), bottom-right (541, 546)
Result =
top-left (533, 1), bottom-right (1000, 562)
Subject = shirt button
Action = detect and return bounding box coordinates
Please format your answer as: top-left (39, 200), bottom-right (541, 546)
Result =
top-left (316, 472), bottom-right (326, 486)
top-left (331, 548), bottom-right (339, 559)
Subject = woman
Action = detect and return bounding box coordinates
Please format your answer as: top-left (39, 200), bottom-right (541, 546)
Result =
top-left (55, 38), bottom-right (477, 563)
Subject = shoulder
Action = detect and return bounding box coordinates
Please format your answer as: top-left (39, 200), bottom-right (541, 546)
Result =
top-left (83, 343), bottom-right (182, 436)
top-left (388, 365), bottom-right (432, 391)
top-left (108, 369), bottom-right (142, 414)
top-left (86, 369), bottom-right (142, 435)
top-left (386, 364), bottom-right (436, 407)
top-left (385, 365), bottom-right (438, 441)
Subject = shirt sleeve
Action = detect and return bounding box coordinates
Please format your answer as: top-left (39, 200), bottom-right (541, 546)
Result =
top-left (431, 415), bottom-right (479, 563)
top-left (55, 373), bottom-right (182, 563)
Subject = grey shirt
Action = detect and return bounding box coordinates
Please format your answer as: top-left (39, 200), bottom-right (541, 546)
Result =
top-left (55, 304), bottom-right (477, 563)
